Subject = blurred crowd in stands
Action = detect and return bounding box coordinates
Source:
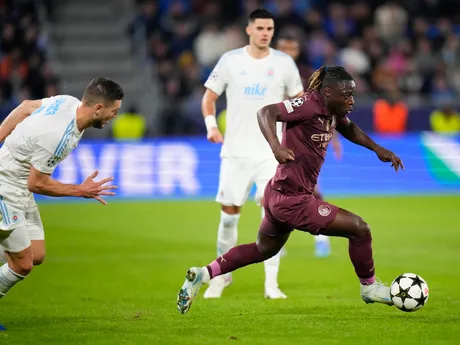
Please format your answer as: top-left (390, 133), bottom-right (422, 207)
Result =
top-left (1, 0), bottom-right (459, 137)
top-left (129, 0), bottom-right (460, 136)
top-left (0, 0), bottom-right (59, 120)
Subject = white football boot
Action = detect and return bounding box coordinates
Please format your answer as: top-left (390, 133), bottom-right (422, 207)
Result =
top-left (264, 285), bottom-right (287, 299)
top-left (361, 280), bottom-right (393, 306)
top-left (177, 267), bottom-right (210, 314)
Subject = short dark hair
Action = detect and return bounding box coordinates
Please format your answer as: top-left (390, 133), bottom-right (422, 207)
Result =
top-left (248, 8), bottom-right (274, 23)
top-left (82, 77), bottom-right (124, 105)
top-left (307, 66), bottom-right (353, 92)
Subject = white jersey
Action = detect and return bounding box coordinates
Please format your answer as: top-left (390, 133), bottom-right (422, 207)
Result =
top-left (205, 46), bottom-right (303, 158)
top-left (0, 95), bottom-right (84, 190)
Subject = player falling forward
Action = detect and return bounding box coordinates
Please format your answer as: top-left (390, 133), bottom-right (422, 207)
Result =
top-left (202, 9), bottom-right (303, 299)
top-left (0, 78), bottom-right (123, 300)
top-left (177, 66), bottom-right (404, 314)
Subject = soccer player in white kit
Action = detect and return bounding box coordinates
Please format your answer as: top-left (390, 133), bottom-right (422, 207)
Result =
top-left (0, 78), bottom-right (122, 300)
top-left (202, 9), bottom-right (304, 299)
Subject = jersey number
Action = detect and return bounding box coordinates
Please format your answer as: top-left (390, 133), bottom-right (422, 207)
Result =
top-left (32, 98), bottom-right (66, 117)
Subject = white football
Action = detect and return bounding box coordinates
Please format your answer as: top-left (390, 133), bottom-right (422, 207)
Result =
top-left (390, 273), bottom-right (429, 312)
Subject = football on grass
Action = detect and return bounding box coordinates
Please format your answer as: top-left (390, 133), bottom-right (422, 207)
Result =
top-left (390, 273), bottom-right (429, 312)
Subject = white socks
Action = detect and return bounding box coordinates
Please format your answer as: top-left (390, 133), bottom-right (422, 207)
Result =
top-left (0, 263), bottom-right (25, 298)
top-left (217, 211), bottom-right (240, 256)
top-left (261, 208), bottom-right (281, 288)
top-left (264, 252), bottom-right (281, 288)
top-left (216, 211), bottom-right (240, 281)
top-left (216, 208), bottom-right (282, 288)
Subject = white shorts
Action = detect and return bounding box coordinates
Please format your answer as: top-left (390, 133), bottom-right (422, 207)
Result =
top-left (0, 183), bottom-right (44, 253)
top-left (215, 157), bottom-right (278, 207)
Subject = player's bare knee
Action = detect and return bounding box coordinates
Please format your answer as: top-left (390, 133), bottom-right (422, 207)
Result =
top-left (221, 205), bottom-right (241, 227)
top-left (33, 255), bottom-right (45, 266)
top-left (30, 240), bottom-right (46, 266)
top-left (32, 245), bottom-right (46, 266)
top-left (7, 247), bottom-right (34, 276)
top-left (8, 257), bottom-right (34, 276)
top-left (221, 205), bottom-right (240, 215)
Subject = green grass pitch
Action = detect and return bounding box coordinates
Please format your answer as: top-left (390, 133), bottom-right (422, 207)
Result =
top-left (0, 195), bottom-right (459, 344)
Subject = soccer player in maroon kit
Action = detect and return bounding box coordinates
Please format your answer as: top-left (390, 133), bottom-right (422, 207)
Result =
top-left (275, 34), bottom-right (343, 258)
top-left (177, 66), bottom-right (404, 314)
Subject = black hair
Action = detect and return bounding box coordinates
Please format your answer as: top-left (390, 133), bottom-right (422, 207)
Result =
top-left (82, 77), bottom-right (124, 105)
top-left (307, 66), bottom-right (353, 92)
top-left (248, 8), bottom-right (275, 23)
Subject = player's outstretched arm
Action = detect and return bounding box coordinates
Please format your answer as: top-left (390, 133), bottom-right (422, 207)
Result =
top-left (28, 168), bottom-right (117, 205)
top-left (0, 100), bottom-right (42, 142)
top-left (336, 117), bottom-right (404, 171)
top-left (257, 104), bottom-right (295, 163)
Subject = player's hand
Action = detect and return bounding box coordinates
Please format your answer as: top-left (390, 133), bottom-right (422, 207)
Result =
top-left (273, 146), bottom-right (295, 164)
top-left (79, 170), bottom-right (118, 205)
top-left (375, 146), bottom-right (404, 172)
top-left (207, 127), bottom-right (223, 144)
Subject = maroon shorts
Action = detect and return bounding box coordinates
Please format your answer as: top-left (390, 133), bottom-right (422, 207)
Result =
top-left (260, 183), bottom-right (339, 237)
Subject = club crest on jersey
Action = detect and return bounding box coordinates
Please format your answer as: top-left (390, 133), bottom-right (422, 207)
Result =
top-left (11, 211), bottom-right (19, 223)
top-left (318, 205), bottom-right (331, 216)
top-left (267, 67), bottom-right (275, 77)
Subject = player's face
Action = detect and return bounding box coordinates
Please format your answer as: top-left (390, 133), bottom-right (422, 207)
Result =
top-left (246, 19), bottom-right (274, 49)
top-left (276, 39), bottom-right (300, 60)
top-left (325, 80), bottom-right (356, 117)
top-left (93, 100), bottom-right (122, 129)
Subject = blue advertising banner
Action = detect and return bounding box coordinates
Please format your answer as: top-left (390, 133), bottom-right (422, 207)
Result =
top-left (35, 133), bottom-right (459, 201)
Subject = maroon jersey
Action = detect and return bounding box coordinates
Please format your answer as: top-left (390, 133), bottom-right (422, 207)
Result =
top-left (272, 91), bottom-right (337, 195)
